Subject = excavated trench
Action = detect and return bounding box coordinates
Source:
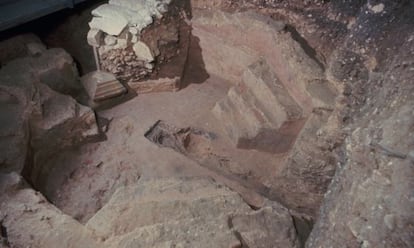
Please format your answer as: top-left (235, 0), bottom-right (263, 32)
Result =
top-left (41, 8), bottom-right (326, 221)
top-left (1, 1), bottom-right (341, 247)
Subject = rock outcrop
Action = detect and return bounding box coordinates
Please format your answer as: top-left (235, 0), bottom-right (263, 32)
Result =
top-left (1, 174), bottom-right (300, 248)
top-left (231, 201), bottom-right (300, 248)
top-left (0, 173), bottom-right (101, 248)
top-left (0, 38), bottom-right (99, 179)
top-left (0, 34), bottom-right (46, 65)
top-left (30, 47), bottom-right (84, 97)
top-left (307, 1), bottom-right (414, 247)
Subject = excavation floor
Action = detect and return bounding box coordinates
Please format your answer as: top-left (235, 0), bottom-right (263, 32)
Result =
top-left (43, 75), bottom-right (288, 222)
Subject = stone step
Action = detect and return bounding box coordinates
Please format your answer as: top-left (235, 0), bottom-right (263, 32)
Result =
top-left (81, 71), bottom-right (127, 102)
top-left (227, 84), bottom-right (272, 133)
top-left (86, 177), bottom-right (251, 239)
top-left (106, 215), bottom-right (241, 248)
top-left (212, 58), bottom-right (305, 152)
top-left (241, 58), bottom-right (303, 124)
top-left (235, 81), bottom-right (286, 128)
top-left (212, 96), bottom-right (253, 144)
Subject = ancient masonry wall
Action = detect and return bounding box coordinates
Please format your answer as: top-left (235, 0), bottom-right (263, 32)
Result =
top-left (87, 0), bottom-right (184, 92)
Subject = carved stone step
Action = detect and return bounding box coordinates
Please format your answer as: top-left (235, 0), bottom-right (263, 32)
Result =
top-left (228, 85), bottom-right (272, 132)
top-left (213, 59), bottom-right (305, 153)
top-left (81, 71), bottom-right (127, 102)
top-left (241, 59), bottom-right (303, 123)
top-left (212, 96), bottom-right (252, 143)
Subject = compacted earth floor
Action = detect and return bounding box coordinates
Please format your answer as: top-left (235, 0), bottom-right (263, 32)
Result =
top-left (44, 74), bottom-right (286, 223)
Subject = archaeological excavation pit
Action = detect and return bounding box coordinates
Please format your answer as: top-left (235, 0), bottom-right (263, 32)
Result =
top-left (1, 0), bottom-right (413, 248)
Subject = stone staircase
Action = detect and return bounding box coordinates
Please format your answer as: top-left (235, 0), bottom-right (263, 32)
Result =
top-left (213, 59), bottom-right (304, 153)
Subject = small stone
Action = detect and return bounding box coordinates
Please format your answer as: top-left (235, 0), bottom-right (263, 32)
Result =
top-left (26, 42), bottom-right (46, 56)
top-left (368, 3), bottom-right (385, 14)
top-left (145, 63), bottom-right (154, 70)
top-left (0, 172), bottom-right (23, 192)
top-left (129, 27), bottom-right (138, 35)
top-left (131, 35), bottom-right (139, 43)
top-left (133, 41), bottom-right (154, 62)
top-left (361, 241), bottom-right (370, 248)
top-left (115, 39), bottom-right (128, 49)
top-left (407, 150), bottom-right (414, 161)
top-left (384, 214), bottom-right (395, 230)
top-left (87, 29), bottom-right (103, 47)
top-left (104, 35), bottom-right (117, 46)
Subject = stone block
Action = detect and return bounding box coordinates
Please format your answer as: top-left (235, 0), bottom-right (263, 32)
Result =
top-left (33, 48), bottom-right (83, 96)
top-left (133, 41), bottom-right (154, 62)
top-left (81, 71), bottom-right (127, 102)
top-left (129, 26), bottom-right (138, 35)
top-left (231, 201), bottom-right (300, 248)
top-left (26, 42), bottom-right (46, 56)
top-left (104, 35), bottom-right (117, 46)
top-left (0, 33), bottom-right (43, 64)
top-left (89, 14), bottom-right (128, 36)
top-left (128, 76), bottom-right (179, 93)
top-left (87, 29), bottom-right (103, 47)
